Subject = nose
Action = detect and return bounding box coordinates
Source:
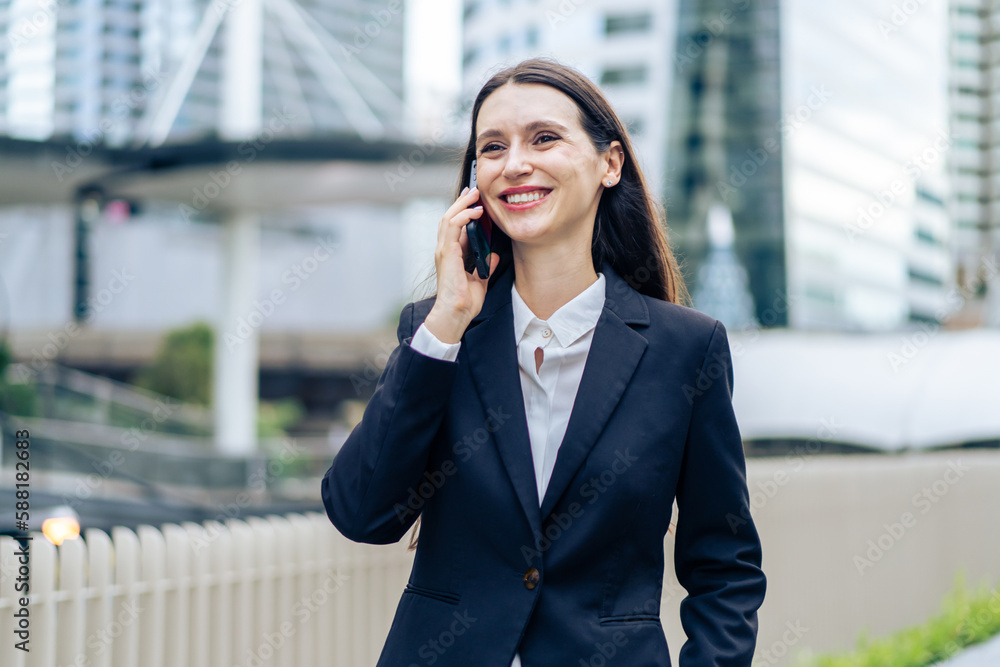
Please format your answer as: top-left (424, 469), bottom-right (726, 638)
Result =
top-left (502, 140), bottom-right (533, 181)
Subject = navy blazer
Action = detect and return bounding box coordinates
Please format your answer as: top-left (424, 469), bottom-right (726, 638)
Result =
top-left (321, 259), bottom-right (766, 667)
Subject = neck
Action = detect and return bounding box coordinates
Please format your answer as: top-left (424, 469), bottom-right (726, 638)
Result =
top-left (511, 247), bottom-right (599, 321)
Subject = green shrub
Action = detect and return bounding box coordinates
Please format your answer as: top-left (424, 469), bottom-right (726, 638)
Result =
top-left (133, 322), bottom-right (214, 405)
top-left (0, 341), bottom-right (38, 416)
top-left (257, 397), bottom-right (305, 438)
top-left (796, 572), bottom-right (1000, 667)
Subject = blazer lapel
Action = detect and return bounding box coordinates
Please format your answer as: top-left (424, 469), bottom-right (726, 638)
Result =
top-left (538, 279), bottom-right (648, 519)
top-left (465, 265), bottom-right (540, 534)
top-left (466, 260), bottom-right (651, 534)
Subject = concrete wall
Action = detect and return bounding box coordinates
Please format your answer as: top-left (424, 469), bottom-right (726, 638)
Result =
top-left (658, 450), bottom-right (1000, 666)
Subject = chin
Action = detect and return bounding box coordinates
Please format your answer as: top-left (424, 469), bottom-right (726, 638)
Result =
top-left (499, 219), bottom-right (554, 244)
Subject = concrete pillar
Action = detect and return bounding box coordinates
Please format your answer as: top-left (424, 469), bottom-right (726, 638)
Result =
top-left (220, 0), bottom-right (262, 141)
top-left (214, 0), bottom-right (262, 453)
top-left (214, 210), bottom-right (260, 454)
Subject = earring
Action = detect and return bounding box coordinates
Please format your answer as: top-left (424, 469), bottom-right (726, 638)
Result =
top-left (606, 180), bottom-right (613, 186)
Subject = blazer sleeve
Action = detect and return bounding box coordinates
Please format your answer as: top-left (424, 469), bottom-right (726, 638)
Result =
top-left (673, 319), bottom-right (766, 667)
top-left (320, 302), bottom-right (460, 545)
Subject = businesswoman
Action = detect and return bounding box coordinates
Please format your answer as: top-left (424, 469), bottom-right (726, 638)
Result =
top-left (322, 57), bottom-right (766, 667)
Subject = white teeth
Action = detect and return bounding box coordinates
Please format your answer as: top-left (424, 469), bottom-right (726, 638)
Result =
top-left (505, 190), bottom-right (547, 204)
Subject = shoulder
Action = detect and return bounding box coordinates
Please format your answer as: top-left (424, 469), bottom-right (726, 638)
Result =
top-left (639, 294), bottom-right (725, 351)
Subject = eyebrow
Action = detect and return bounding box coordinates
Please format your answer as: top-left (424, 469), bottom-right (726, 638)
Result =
top-left (476, 120), bottom-right (570, 144)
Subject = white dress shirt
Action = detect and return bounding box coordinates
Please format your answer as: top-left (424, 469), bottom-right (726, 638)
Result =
top-left (408, 272), bottom-right (606, 667)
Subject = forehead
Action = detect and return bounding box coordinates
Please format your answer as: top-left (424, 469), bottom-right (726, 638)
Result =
top-left (476, 82), bottom-right (582, 138)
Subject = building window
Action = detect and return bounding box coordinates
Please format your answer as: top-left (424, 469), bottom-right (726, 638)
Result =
top-left (600, 65), bottom-right (647, 86)
top-left (908, 268), bottom-right (943, 286)
top-left (804, 285), bottom-right (837, 304)
top-left (604, 12), bottom-right (652, 36)
top-left (916, 188), bottom-right (945, 207)
top-left (915, 227), bottom-right (938, 245)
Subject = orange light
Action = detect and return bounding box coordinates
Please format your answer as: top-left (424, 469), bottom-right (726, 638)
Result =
top-left (42, 516), bottom-right (81, 546)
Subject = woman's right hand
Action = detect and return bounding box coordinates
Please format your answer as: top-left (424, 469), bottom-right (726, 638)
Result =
top-left (423, 186), bottom-right (500, 345)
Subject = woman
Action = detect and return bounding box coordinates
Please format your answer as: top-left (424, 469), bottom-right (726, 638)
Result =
top-left (321, 57), bottom-right (766, 667)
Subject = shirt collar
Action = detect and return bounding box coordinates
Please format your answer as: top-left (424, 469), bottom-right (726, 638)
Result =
top-left (511, 272), bottom-right (606, 348)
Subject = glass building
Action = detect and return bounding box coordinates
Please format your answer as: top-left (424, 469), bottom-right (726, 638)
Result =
top-left (666, 0), bottom-right (952, 330)
top-left (948, 1), bottom-right (1000, 325)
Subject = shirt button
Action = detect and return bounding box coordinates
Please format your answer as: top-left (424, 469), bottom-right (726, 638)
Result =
top-left (523, 567), bottom-right (540, 590)
top-left (542, 328), bottom-right (551, 338)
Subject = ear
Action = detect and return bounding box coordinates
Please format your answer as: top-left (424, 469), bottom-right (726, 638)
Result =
top-left (602, 141), bottom-right (625, 186)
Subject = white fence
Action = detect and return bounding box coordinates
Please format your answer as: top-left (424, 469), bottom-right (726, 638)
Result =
top-left (3, 450), bottom-right (1000, 667)
top-left (0, 513), bottom-right (415, 667)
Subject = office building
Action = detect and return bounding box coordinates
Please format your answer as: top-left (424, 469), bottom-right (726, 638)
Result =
top-left (948, 2), bottom-right (1000, 326)
top-left (666, 0), bottom-right (953, 330)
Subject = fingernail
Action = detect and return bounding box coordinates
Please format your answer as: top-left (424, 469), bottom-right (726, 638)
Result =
top-left (461, 186), bottom-right (469, 195)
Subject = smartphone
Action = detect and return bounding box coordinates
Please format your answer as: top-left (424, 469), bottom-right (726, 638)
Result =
top-left (466, 159), bottom-right (493, 279)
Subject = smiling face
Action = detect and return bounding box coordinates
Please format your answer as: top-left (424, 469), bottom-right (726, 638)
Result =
top-left (473, 82), bottom-right (622, 257)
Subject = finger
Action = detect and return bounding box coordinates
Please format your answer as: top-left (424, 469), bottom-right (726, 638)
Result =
top-left (444, 206), bottom-right (483, 246)
top-left (441, 187), bottom-right (482, 225)
top-left (438, 186), bottom-right (479, 235)
top-left (437, 201), bottom-right (481, 252)
top-left (458, 222), bottom-right (469, 255)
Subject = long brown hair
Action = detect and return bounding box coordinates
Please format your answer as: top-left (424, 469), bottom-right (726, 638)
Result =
top-left (407, 56), bottom-right (690, 550)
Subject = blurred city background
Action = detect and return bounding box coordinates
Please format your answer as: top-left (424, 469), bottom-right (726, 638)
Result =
top-left (0, 0), bottom-right (998, 665)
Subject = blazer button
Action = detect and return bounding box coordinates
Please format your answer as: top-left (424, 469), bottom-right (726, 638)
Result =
top-left (523, 567), bottom-right (540, 590)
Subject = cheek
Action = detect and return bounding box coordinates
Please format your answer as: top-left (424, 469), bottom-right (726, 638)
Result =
top-left (551, 151), bottom-right (599, 187)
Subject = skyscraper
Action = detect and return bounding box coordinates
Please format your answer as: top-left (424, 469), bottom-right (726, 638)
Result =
top-left (666, 0), bottom-right (953, 330)
top-left (947, 1), bottom-right (1000, 325)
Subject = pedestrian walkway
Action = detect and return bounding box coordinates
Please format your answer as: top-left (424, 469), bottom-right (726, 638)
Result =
top-left (933, 633), bottom-right (1000, 667)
